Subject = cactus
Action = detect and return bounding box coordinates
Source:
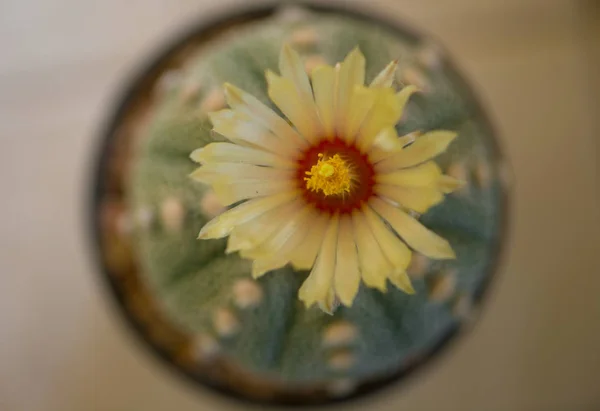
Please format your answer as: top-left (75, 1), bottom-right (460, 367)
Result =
top-left (124, 6), bottom-right (504, 395)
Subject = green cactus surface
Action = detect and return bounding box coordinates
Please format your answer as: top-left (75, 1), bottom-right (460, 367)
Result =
top-left (126, 7), bottom-right (504, 389)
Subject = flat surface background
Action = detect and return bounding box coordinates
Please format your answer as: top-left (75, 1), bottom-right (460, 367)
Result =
top-left (1, 0), bottom-right (599, 410)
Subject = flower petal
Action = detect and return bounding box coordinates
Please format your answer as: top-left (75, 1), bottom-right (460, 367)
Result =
top-left (375, 184), bottom-right (444, 213)
top-left (311, 64), bottom-right (336, 137)
top-left (370, 60), bottom-right (398, 88)
top-left (351, 211), bottom-right (390, 292)
top-left (225, 229), bottom-right (252, 254)
top-left (334, 215), bottom-right (361, 307)
top-left (209, 109), bottom-right (300, 155)
top-left (355, 85), bottom-right (418, 153)
top-left (226, 199), bottom-right (303, 252)
top-left (355, 88), bottom-right (401, 152)
top-left (223, 83), bottom-right (308, 148)
top-left (344, 85), bottom-right (376, 142)
top-left (266, 70), bottom-right (321, 142)
top-left (197, 192), bottom-right (296, 239)
top-left (388, 269), bottom-right (415, 294)
top-left (396, 85), bottom-right (420, 115)
top-left (279, 44), bottom-right (315, 108)
top-left (371, 127), bottom-right (406, 152)
top-left (335, 48), bottom-right (365, 136)
top-left (212, 178), bottom-right (295, 206)
top-left (375, 130), bottom-right (458, 172)
top-left (298, 215), bottom-right (339, 312)
top-left (190, 163), bottom-right (294, 185)
top-left (362, 205), bottom-right (412, 272)
top-left (251, 256), bottom-right (289, 279)
top-left (371, 197), bottom-right (455, 259)
top-left (288, 214), bottom-right (329, 270)
top-left (240, 206), bottom-right (315, 260)
top-left (368, 131), bottom-right (419, 163)
top-left (319, 287), bottom-right (337, 315)
top-left (373, 126), bottom-right (416, 152)
top-left (376, 161), bottom-right (442, 187)
top-left (438, 175), bottom-right (466, 194)
top-left (192, 143), bottom-right (295, 168)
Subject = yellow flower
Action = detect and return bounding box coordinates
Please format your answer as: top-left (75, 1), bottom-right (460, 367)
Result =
top-left (191, 45), bottom-right (462, 313)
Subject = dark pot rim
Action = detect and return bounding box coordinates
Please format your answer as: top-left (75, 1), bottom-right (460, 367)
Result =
top-left (88, 1), bottom-right (511, 407)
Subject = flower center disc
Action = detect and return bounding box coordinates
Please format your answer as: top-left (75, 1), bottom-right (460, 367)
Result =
top-left (296, 138), bottom-right (375, 214)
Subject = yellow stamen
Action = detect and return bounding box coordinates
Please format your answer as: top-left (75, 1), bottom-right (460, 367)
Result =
top-left (305, 153), bottom-right (352, 196)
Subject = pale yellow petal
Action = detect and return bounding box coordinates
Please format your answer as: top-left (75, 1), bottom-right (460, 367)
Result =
top-left (190, 163), bottom-right (294, 185)
top-left (368, 131), bottom-right (419, 163)
top-left (209, 109), bottom-right (300, 155)
top-left (319, 287), bottom-right (337, 315)
top-left (288, 214), bottom-right (329, 270)
top-left (251, 256), bottom-right (288, 279)
top-left (266, 70), bottom-right (320, 142)
top-left (375, 130), bottom-right (458, 172)
top-left (212, 178), bottom-right (294, 206)
top-left (396, 132), bottom-right (420, 147)
top-left (335, 48), bottom-right (365, 136)
top-left (311, 64), bottom-right (336, 137)
top-left (375, 184), bottom-right (444, 213)
top-left (228, 202), bottom-right (307, 256)
top-left (371, 127), bottom-right (404, 152)
top-left (355, 88), bottom-right (401, 152)
top-left (241, 206), bottom-right (315, 259)
top-left (388, 269), bottom-right (415, 294)
top-left (298, 215), bottom-right (339, 311)
top-left (192, 143), bottom-right (294, 169)
top-left (189, 166), bottom-right (216, 184)
top-left (355, 85), bottom-right (418, 153)
top-left (190, 148), bottom-right (206, 164)
top-left (370, 60), bottom-right (398, 88)
top-left (227, 200), bottom-right (303, 252)
top-left (396, 85), bottom-right (420, 116)
top-left (207, 108), bottom-right (248, 122)
top-left (438, 175), bottom-right (466, 194)
top-left (279, 44), bottom-right (314, 107)
top-left (362, 205), bottom-right (412, 272)
top-left (376, 161), bottom-right (442, 187)
top-left (344, 85), bottom-right (376, 142)
top-left (198, 192), bottom-right (296, 239)
top-left (223, 83), bottom-right (308, 148)
top-left (334, 215), bottom-right (361, 307)
top-left (225, 230), bottom-right (251, 254)
top-left (351, 211), bottom-right (390, 292)
top-left (371, 197), bottom-right (455, 259)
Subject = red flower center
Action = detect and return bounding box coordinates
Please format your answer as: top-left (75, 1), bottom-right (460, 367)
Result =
top-left (296, 138), bottom-right (375, 214)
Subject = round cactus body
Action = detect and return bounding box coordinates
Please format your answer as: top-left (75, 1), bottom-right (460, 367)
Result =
top-left (97, 3), bottom-right (506, 404)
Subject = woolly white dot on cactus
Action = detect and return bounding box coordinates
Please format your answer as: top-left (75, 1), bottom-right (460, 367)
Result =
top-left (232, 278), bottom-right (263, 309)
top-left (191, 333), bottom-right (221, 362)
top-left (322, 321), bottom-right (358, 348)
top-left (212, 307), bottom-right (240, 338)
top-left (328, 350), bottom-right (356, 371)
top-left (446, 161), bottom-right (470, 195)
top-left (199, 88), bottom-right (226, 113)
top-left (160, 197), bottom-right (185, 231)
top-left (407, 252), bottom-right (430, 278)
top-left (474, 159), bottom-right (493, 189)
top-left (199, 190), bottom-right (226, 218)
top-left (290, 27), bottom-right (319, 48)
top-left (427, 269), bottom-right (458, 303)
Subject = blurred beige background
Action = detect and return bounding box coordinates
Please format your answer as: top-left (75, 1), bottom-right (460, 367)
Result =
top-left (1, 0), bottom-right (599, 410)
